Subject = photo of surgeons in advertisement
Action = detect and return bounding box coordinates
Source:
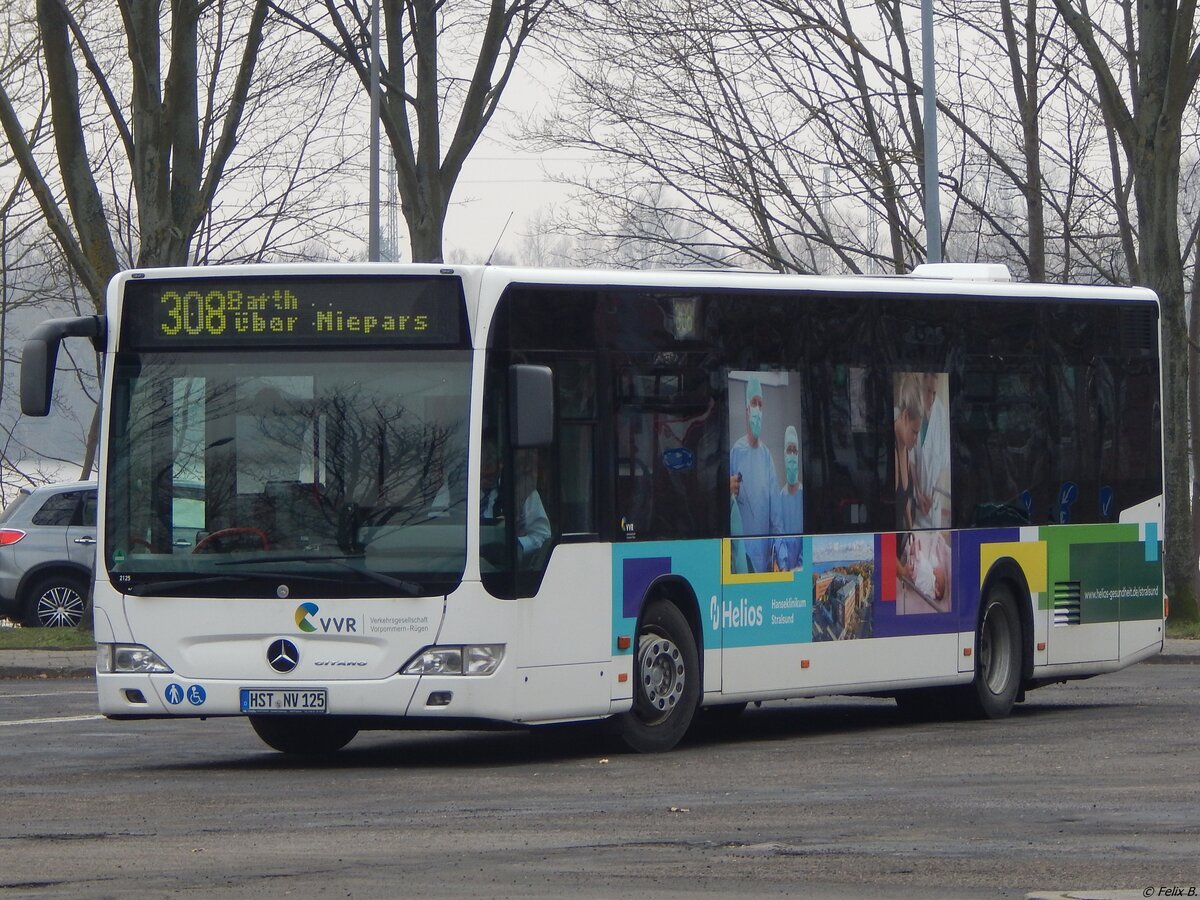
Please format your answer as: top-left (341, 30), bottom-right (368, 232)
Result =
top-left (728, 371), bottom-right (804, 574)
top-left (893, 371), bottom-right (953, 615)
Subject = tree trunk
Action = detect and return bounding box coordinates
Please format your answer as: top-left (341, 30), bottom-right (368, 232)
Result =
top-left (1135, 141), bottom-right (1196, 621)
top-left (405, 203), bottom-right (447, 263)
top-left (1188, 241), bottom-right (1200, 617)
top-left (1052, 0), bottom-right (1199, 621)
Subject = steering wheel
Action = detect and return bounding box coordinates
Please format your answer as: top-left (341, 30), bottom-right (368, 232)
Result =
top-left (193, 527), bottom-right (270, 554)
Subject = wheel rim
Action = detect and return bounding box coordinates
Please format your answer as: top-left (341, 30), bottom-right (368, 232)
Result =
top-left (980, 599), bottom-right (1014, 695)
top-left (637, 630), bottom-right (686, 723)
top-left (35, 586), bottom-right (85, 628)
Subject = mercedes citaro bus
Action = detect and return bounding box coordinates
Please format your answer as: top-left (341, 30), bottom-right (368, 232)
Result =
top-left (21, 262), bottom-right (1165, 754)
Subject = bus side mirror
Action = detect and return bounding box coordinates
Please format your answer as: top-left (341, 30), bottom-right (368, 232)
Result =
top-left (508, 364), bottom-right (553, 448)
top-left (21, 316), bottom-right (105, 417)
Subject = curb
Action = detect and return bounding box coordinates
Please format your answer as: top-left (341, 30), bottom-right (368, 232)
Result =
top-left (0, 666), bottom-right (95, 679)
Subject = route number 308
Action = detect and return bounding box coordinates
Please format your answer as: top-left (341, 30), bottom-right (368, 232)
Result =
top-left (160, 291), bottom-right (229, 336)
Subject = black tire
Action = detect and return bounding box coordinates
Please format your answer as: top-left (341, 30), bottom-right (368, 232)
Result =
top-left (24, 573), bottom-right (88, 628)
top-left (248, 716), bottom-right (358, 756)
top-left (616, 600), bottom-right (700, 753)
top-left (964, 581), bottom-right (1023, 719)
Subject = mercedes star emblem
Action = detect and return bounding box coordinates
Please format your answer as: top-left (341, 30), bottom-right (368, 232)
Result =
top-left (267, 638), bottom-right (299, 674)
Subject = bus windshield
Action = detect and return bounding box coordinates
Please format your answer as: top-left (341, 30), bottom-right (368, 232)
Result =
top-left (105, 348), bottom-right (471, 598)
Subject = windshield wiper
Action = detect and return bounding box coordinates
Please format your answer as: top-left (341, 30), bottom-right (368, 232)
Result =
top-left (123, 575), bottom-right (244, 596)
top-left (122, 570), bottom-right (341, 596)
top-left (328, 563), bottom-right (422, 596)
top-left (216, 553), bottom-right (363, 566)
top-left (217, 554), bottom-right (423, 596)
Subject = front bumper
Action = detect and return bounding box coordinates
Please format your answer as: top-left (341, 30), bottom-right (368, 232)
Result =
top-left (97, 667), bottom-right (524, 724)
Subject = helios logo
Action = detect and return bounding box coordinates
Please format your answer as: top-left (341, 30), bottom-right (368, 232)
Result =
top-left (709, 594), bottom-right (764, 630)
top-left (295, 602), bottom-right (358, 634)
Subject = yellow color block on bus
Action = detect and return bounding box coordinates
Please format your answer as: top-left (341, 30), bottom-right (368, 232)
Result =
top-left (721, 539), bottom-right (795, 584)
top-left (979, 541), bottom-right (1047, 593)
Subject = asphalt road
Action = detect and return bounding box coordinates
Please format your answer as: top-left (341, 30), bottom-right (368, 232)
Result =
top-left (1, 664), bottom-right (1197, 899)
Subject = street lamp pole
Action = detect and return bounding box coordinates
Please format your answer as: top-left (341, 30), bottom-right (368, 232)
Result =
top-left (368, 0), bottom-right (381, 262)
top-left (922, 0), bottom-right (942, 264)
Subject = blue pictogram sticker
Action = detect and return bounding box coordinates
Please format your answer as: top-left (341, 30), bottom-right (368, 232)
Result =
top-left (1058, 482), bottom-right (1078, 525)
top-left (1100, 486), bottom-right (1114, 519)
top-left (165, 683), bottom-right (185, 705)
top-left (186, 684), bottom-right (207, 706)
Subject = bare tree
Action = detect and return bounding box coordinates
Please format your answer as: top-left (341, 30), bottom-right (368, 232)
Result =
top-left (1051, 0), bottom-right (1200, 621)
top-left (0, 0), bottom-right (364, 478)
top-left (540, 0), bottom-right (1148, 284)
top-left (274, 0), bottom-right (556, 263)
top-left (0, 0), bottom-right (271, 299)
top-left (536, 0), bottom-right (924, 273)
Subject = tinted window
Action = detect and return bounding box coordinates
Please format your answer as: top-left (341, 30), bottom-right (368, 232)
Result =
top-left (81, 490), bottom-right (97, 527)
top-left (479, 354), bottom-right (561, 599)
top-left (493, 283), bottom-right (1162, 541)
top-left (32, 490), bottom-right (85, 527)
top-left (613, 350), bottom-right (725, 540)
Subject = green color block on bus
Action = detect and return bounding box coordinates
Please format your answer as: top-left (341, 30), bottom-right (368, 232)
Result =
top-left (1069, 541), bottom-right (1163, 623)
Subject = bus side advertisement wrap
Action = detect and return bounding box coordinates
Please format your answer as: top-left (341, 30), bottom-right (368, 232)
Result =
top-left (611, 523), bottom-right (1160, 657)
top-left (121, 275), bottom-right (467, 349)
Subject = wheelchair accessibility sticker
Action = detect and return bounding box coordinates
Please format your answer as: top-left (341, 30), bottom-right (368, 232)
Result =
top-left (165, 683), bottom-right (207, 707)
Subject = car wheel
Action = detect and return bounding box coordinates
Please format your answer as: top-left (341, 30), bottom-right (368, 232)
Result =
top-left (25, 574), bottom-right (88, 628)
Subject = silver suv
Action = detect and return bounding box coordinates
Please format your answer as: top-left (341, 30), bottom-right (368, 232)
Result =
top-left (0, 481), bottom-right (96, 627)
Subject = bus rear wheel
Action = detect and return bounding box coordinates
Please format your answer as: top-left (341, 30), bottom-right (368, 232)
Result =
top-left (616, 600), bottom-right (700, 753)
top-left (965, 581), bottom-right (1023, 719)
top-left (249, 716), bottom-right (358, 756)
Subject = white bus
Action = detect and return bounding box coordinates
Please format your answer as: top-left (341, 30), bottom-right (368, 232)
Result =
top-left (22, 263), bottom-right (1166, 755)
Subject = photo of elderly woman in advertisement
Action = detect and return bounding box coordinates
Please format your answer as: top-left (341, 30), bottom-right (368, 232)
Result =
top-left (892, 371), bottom-right (953, 615)
top-left (893, 372), bottom-right (951, 532)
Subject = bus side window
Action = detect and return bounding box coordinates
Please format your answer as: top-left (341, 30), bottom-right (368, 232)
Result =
top-left (556, 357), bottom-right (597, 537)
top-left (614, 354), bottom-right (723, 541)
top-left (481, 356), bottom-right (561, 596)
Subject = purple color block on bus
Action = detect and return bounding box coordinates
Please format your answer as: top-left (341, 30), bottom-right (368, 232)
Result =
top-left (622, 556), bottom-right (671, 619)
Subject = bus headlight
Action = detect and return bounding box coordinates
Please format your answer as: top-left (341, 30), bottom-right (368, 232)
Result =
top-left (465, 644), bottom-right (505, 675)
top-left (402, 644), bottom-right (505, 676)
top-left (98, 643), bottom-right (174, 674)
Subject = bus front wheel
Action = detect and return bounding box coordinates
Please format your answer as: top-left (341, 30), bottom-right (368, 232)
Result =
top-left (966, 581), bottom-right (1023, 719)
top-left (616, 600), bottom-right (700, 753)
top-left (248, 715), bottom-right (358, 756)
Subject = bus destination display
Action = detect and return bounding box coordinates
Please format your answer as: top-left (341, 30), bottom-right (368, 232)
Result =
top-left (122, 275), bottom-right (465, 348)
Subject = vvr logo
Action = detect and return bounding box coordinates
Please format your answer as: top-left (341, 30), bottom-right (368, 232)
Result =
top-left (295, 602), bottom-right (320, 633)
top-left (295, 602), bottom-right (358, 634)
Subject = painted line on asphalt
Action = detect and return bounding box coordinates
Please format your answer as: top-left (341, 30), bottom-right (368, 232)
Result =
top-left (3, 691), bottom-right (96, 699)
top-left (0, 714), bottom-right (105, 727)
